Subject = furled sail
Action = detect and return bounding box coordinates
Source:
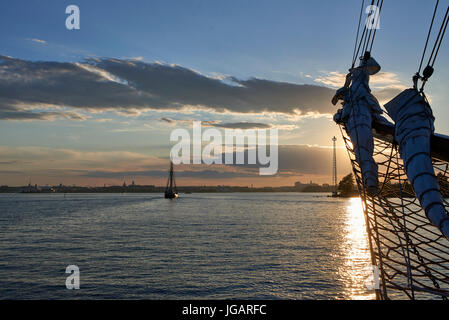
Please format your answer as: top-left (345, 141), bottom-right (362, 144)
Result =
top-left (333, 56), bottom-right (388, 195)
top-left (385, 89), bottom-right (449, 238)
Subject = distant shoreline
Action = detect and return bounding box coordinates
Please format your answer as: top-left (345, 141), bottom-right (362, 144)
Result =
top-left (0, 190), bottom-right (358, 198)
top-left (0, 184), bottom-right (339, 194)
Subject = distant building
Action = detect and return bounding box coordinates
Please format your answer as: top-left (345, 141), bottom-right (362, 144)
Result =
top-left (295, 181), bottom-right (304, 188)
top-left (23, 183), bottom-right (40, 193)
top-left (40, 186), bottom-right (56, 193)
top-left (217, 185), bottom-right (230, 192)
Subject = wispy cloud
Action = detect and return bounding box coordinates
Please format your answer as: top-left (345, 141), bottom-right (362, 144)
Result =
top-left (75, 63), bottom-right (128, 85)
top-left (159, 118), bottom-right (272, 129)
top-left (314, 70), bottom-right (407, 104)
top-left (26, 38), bottom-right (47, 45)
top-left (0, 107), bottom-right (87, 121)
top-left (314, 70), bottom-right (406, 90)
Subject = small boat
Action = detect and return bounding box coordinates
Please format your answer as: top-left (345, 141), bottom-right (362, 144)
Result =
top-left (164, 161), bottom-right (178, 199)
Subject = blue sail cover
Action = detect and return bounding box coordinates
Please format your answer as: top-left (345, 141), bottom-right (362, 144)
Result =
top-left (333, 57), bottom-right (386, 194)
top-left (385, 89), bottom-right (449, 238)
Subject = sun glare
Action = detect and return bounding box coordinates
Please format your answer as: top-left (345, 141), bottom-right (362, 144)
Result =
top-left (342, 197), bottom-right (375, 300)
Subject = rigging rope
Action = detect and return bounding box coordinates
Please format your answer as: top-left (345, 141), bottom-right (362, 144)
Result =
top-left (352, 0), bottom-right (384, 66)
top-left (428, 6), bottom-right (449, 68)
top-left (368, 0), bottom-right (384, 53)
top-left (417, 3), bottom-right (449, 91)
top-left (418, 0), bottom-right (440, 75)
top-left (354, 26), bottom-right (368, 67)
top-left (363, 0), bottom-right (377, 54)
top-left (352, 0), bottom-right (366, 67)
top-left (394, 148), bottom-right (415, 299)
top-left (340, 125), bottom-right (449, 299)
top-left (353, 0), bottom-right (374, 66)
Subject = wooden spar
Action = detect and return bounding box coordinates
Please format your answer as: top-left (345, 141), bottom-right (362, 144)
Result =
top-left (372, 120), bottom-right (449, 162)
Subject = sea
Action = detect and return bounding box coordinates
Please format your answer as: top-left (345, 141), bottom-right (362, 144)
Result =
top-left (0, 192), bottom-right (375, 300)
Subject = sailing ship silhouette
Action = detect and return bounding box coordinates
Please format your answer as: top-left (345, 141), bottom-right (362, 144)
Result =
top-left (164, 161), bottom-right (178, 199)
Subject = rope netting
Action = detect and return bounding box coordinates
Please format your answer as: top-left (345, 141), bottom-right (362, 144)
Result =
top-left (340, 124), bottom-right (449, 300)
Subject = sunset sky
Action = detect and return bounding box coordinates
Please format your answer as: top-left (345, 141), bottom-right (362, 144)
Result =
top-left (0, 0), bottom-right (448, 187)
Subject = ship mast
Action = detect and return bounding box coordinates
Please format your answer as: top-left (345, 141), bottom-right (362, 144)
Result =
top-left (164, 160), bottom-right (178, 198)
top-left (169, 161), bottom-right (174, 190)
top-left (332, 136), bottom-right (338, 196)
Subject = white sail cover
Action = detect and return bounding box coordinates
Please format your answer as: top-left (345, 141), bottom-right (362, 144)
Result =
top-left (333, 57), bottom-right (386, 194)
top-left (385, 88), bottom-right (449, 237)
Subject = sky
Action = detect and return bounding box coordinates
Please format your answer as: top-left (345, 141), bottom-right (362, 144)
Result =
top-left (0, 0), bottom-right (448, 187)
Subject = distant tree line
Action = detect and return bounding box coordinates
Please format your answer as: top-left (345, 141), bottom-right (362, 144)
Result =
top-left (337, 172), bottom-right (449, 198)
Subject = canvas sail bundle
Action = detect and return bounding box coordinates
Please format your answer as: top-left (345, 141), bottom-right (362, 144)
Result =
top-left (385, 89), bottom-right (449, 238)
top-left (333, 57), bottom-right (385, 195)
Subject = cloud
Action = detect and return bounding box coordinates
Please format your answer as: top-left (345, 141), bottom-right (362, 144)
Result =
top-left (314, 70), bottom-right (406, 104)
top-left (160, 117), bottom-right (176, 124)
top-left (0, 161), bottom-right (20, 165)
top-left (0, 143), bottom-right (351, 184)
top-left (76, 144), bottom-right (351, 180)
top-left (74, 63), bottom-right (128, 85)
top-left (159, 117), bottom-right (272, 129)
top-left (26, 38), bottom-right (47, 45)
top-left (0, 145), bottom-right (165, 169)
top-left (223, 144), bottom-right (349, 175)
top-left (0, 108), bottom-right (87, 121)
top-left (314, 71), bottom-right (348, 88)
top-left (0, 55), bottom-right (336, 121)
top-left (372, 87), bottom-right (404, 104)
top-left (210, 122), bottom-right (272, 129)
top-left (80, 168), bottom-right (260, 179)
top-left (315, 70), bottom-right (406, 90)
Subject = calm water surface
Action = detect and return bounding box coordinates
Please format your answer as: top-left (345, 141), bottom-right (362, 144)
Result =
top-left (0, 193), bottom-right (374, 299)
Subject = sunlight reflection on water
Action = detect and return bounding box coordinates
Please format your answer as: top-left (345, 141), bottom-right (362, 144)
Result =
top-left (341, 197), bottom-right (376, 300)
